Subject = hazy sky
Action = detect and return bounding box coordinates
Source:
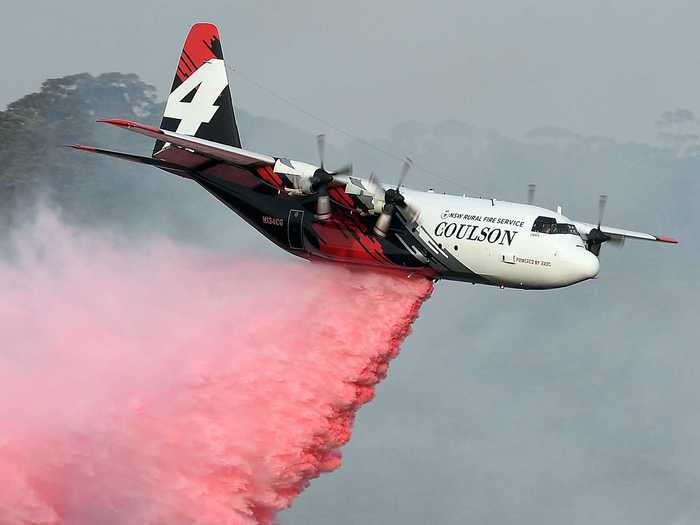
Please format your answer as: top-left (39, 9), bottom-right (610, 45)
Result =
top-left (4, 0), bottom-right (700, 142)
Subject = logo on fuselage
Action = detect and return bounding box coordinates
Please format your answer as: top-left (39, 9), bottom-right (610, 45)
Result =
top-left (434, 222), bottom-right (518, 246)
top-left (441, 210), bottom-right (486, 221)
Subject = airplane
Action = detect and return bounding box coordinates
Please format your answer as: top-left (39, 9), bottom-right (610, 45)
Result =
top-left (71, 23), bottom-right (678, 290)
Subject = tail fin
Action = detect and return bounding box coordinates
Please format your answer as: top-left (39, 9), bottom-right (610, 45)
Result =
top-left (154, 23), bottom-right (241, 156)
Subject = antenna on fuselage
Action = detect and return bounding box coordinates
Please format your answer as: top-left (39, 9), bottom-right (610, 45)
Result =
top-left (527, 184), bottom-right (536, 205)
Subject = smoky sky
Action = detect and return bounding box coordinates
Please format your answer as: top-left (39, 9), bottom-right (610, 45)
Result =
top-left (4, 0), bottom-right (700, 142)
top-left (2, 3), bottom-right (699, 525)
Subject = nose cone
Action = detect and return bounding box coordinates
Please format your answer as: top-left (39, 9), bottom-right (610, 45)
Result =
top-left (579, 251), bottom-right (600, 280)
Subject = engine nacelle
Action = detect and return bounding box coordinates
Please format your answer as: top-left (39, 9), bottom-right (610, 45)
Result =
top-left (344, 177), bottom-right (384, 214)
top-left (273, 158), bottom-right (320, 194)
top-left (274, 158), bottom-right (388, 215)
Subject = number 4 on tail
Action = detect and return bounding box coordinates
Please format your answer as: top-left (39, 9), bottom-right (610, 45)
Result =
top-left (163, 59), bottom-right (229, 136)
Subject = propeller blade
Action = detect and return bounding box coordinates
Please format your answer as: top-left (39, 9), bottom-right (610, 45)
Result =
top-left (333, 163), bottom-right (353, 176)
top-left (397, 157), bottom-right (413, 188)
top-left (608, 235), bottom-right (625, 248)
top-left (402, 202), bottom-right (421, 228)
top-left (316, 134), bottom-right (325, 171)
top-left (367, 172), bottom-right (385, 201)
top-left (598, 194), bottom-right (608, 228)
top-left (527, 184), bottom-right (536, 205)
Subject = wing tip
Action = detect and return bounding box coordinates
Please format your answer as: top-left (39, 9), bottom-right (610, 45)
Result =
top-left (97, 118), bottom-right (129, 126)
top-left (97, 118), bottom-right (160, 133)
top-left (66, 144), bottom-right (97, 152)
top-left (655, 235), bottom-right (679, 244)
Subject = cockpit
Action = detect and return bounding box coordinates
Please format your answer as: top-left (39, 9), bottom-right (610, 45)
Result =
top-left (532, 216), bottom-right (579, 236)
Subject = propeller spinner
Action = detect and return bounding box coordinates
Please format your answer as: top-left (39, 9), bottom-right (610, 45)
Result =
top-left (371, 158), bottom-right (421, 238)
top-left (586, 194), bottom-right (625, 256)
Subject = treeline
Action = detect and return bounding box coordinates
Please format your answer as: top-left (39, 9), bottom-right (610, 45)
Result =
top-left (0, 73), bottom-right (164, 229)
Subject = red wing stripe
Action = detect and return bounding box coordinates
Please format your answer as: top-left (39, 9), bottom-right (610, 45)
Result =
top-left (97, 119), bottom-right (160, 133)
top-left (265, 166), bottom-right (284, 188)
top-left (656, 236), bottom-right (679, 244)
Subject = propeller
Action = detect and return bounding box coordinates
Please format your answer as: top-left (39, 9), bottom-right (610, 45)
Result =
top-left (371, 158), bottom-right (421, 238)
top-left (310, 134), bottom-right (352, 220)
top-left (527, 184), bottom-right (536, 205)
top-left (586, 194), bottom-right (612, 256)
top-left (597, 194), bottom-right (607, 228)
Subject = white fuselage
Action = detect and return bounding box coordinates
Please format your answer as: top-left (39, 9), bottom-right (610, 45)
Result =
top-left (269, 160), bottom-right (603, 289)
top-left (404, 189), bottom-right (600, 289)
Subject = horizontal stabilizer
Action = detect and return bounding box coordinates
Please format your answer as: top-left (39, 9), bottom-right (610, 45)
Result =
top-left (97, 119), bottom-right (275, 167)
top-left (69, 145), bottom-right (193, 177)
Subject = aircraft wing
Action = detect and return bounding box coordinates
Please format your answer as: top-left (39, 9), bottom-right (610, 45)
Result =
top-left (573, 221), bottom-right (678, 244)
top-left (96, 119), bottom-right (276, 167)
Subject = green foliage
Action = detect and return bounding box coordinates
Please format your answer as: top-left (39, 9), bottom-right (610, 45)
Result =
top-left (0, 73), bottom-right (162, 227)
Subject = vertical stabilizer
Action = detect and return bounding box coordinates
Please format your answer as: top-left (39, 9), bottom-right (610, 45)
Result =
top-left (154, 23), bottom-right (241, 156)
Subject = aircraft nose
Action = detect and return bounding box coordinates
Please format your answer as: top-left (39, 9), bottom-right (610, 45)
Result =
top-left (579, 251), bottom-right (600, 279)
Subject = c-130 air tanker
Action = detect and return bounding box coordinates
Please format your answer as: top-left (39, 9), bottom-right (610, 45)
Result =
top-left (72, 23), bottom-right (678, 290)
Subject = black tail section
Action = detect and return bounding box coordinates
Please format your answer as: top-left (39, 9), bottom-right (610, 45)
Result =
top-left (154, 23), bottom-right (241, 156)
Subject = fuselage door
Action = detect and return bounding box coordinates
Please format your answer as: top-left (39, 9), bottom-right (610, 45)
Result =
top-left (288, 209), bottom-right (305, 250)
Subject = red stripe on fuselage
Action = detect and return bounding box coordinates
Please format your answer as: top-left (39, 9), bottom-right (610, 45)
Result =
top-left (328, 187), bottom-right (354, 208)
top-left (312, 213), bottom-right (393, 266)
top-left (255, 166), bottom-right (284, 190)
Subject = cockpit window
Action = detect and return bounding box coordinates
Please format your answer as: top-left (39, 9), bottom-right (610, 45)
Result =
top-left (532, 216), bottom-right (556, 233)
top-left (552, 223), bottom-right (579, 235)
top-left (532, 216), bottom-right (579, 236)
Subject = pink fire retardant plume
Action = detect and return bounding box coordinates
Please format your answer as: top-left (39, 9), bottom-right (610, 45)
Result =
top-left (0, 213), bottom-right (432, 525)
